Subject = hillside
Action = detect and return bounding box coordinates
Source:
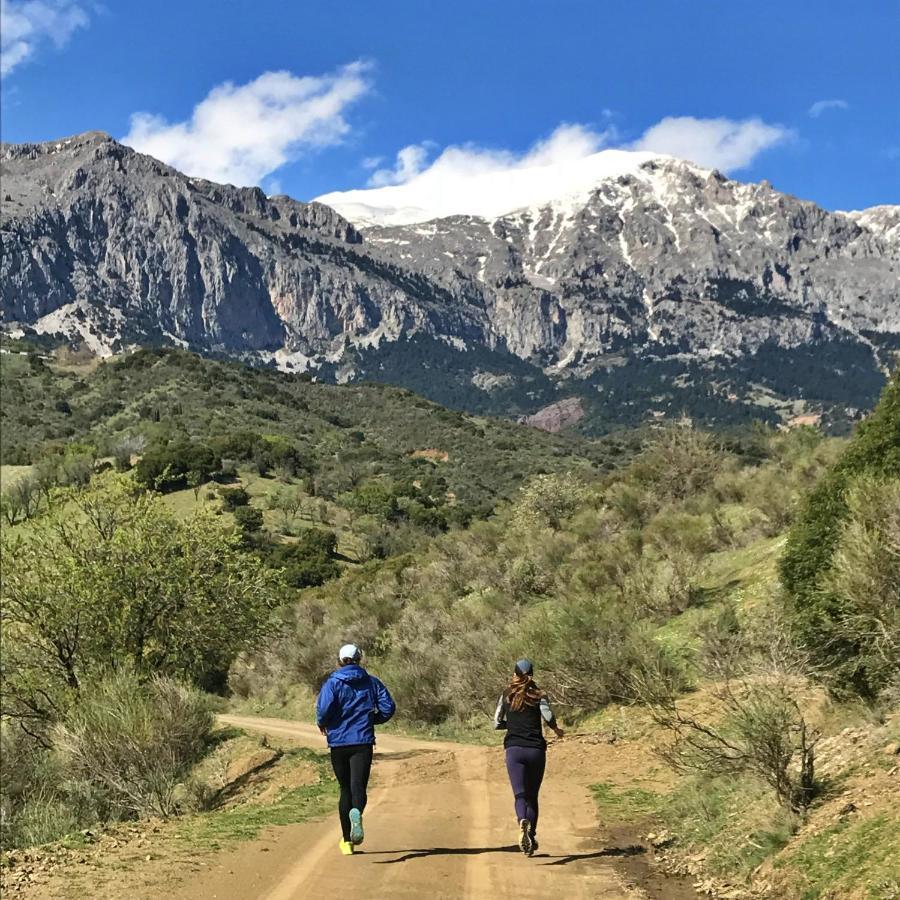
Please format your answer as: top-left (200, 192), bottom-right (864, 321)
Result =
top-left (2, 133), bottom-right (898, 432)
top-left (0, 341), bottom-right (634, 514)
top-left (2, 364), bottom-right (898, 899)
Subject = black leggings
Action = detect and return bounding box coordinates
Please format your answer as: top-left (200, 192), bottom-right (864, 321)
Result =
top-left (330, 744), bottom-right (374, 841)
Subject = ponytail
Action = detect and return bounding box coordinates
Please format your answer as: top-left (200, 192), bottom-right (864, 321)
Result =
top-left (506, 673), bottom-right (543, 711)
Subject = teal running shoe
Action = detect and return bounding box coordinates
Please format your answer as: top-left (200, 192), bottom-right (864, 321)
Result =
top-left (349, 808), bottom-right (364, 845)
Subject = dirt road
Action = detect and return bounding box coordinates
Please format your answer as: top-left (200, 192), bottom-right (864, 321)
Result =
top-left (157, 714), bottom-right (696, 900)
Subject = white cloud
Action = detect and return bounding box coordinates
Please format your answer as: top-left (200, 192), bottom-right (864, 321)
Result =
top-left (1, 0), bottom-right (88, 76)
top-left (630, 116), bottom-right (790, 171)
top-left (317, 116), bottom-right (790, 226)
top-left (808, 98), bottom-right (849, 118)
top-left (122, 62), bottom-right (372, 186)
top-left (368, 142), bottom-right (430, 186)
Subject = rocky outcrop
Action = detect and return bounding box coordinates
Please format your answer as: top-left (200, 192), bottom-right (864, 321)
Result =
top-left (519, 398), bottom-right (585, 433)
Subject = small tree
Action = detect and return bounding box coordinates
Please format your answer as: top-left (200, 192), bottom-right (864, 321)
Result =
top-left (1, 474), bottom-right (42, 525)
top-left (58, 453), bottom-right (94, 487)
top-left (1, 472), bottom-right (283, 738)
top-left (514, 473), bottom-right (588, 531)
top-left (234, 505), bottom-right (264, 537)
top-left (112, 435), bottom-right (147, 472)
top-left (267, 484), bottom-right (305, 532)
top-left (633, 613), bottom-right (822, 815)
top-left (220, 486), bottom-right (250, 511)
top-left (187, 470), bottom-right (203, 500)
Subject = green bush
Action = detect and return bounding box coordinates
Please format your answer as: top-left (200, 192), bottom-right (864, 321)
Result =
top-left (135, 439), bottom-right (218, 492)
top-left (234, 504), bottom-right (264, 535)
top-left (220, 486), bottom-right (251, 510)
top-left (1, 472), bottom-right (283, 731)
top-left (265, 530), bottom-right (340, 588)
top-left (819, 477), bottom-right (900, 696)
top-left (0, 723), bottom-right (75, 849)
top-left (54, 672), bottom-right (214, 819)
top-left (509, 594), bottom-right (689, 710)
top-left (781, 370), bottom-right (900, 696)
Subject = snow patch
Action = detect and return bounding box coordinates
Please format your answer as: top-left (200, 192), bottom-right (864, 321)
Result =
top-left (317, 148), bottom-right (667, 226)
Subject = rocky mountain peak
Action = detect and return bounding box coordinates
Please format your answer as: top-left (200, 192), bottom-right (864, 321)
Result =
top-left (1, 135), bottom-right (898, 432)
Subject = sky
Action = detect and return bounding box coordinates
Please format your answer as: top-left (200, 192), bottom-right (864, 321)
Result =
top-left (1, 0), bottom-right (898, 215)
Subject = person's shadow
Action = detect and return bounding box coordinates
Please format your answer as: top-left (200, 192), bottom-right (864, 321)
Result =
top-left (542, 845), bottom-right (645, 866)
top-left (367, 844), bottom-right (645, 864)
top-left (370, 846), bottom-right (518, 863)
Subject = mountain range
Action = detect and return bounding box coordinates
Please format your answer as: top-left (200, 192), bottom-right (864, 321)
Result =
top-left (2, 131), bottom-right (898, 433)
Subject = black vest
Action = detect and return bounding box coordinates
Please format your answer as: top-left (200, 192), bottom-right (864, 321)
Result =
top-left (503, 701), bottom-right (546, 750)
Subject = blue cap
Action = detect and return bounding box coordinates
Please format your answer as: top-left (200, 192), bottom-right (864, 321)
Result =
top-left (515, 658), bottom-right (533, 676)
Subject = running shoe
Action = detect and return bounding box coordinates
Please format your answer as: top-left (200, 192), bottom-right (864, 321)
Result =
top-left (518, 819), bottom-right (533, 856)
top-left (530, 835), bottom-right (539, 856)
top-left (338, 839), bottom-right (354, 856)
top-left (349, 808), bottom-right (364, 845)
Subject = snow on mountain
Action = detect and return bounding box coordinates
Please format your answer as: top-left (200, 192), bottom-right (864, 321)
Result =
top-left (315, 148), bottom-right (666, 226)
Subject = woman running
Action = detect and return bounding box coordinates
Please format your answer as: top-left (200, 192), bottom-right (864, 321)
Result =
top-left (494, 658), bottom-right (564, 856)
top-left (316, 643), bottom-right (396, 856)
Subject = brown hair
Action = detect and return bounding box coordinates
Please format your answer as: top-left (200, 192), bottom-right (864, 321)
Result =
top-left (505, 673), bottom-right (543, 711)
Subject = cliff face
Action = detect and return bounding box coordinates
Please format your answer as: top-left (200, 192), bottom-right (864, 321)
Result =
top-left (2, 133), bottom-right (898, 430)
top-left (0, 132), bottom-right (489, 360)
top-left (365, 159), bottom-right (899, 366)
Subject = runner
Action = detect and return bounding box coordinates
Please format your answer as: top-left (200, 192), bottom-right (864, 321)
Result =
top-left (316, 643), bottom-right (396, 856)
top-left (494, 658), bottom-right (564, 856)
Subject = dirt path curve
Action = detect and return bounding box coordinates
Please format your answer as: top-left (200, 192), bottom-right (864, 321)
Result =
top-left (153, 714), bottom-right (691, 900)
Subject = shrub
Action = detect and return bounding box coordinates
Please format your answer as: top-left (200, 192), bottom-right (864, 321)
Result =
top-left (628, 424), bottom-right (729, 503)
top-left (234, 504), bottom-right (264, 535)
top-left (1, 474), bottom-right (42, 525)
top-left (510, 594), bottom-right (689, 710)
top-left (819, 477), bottom-right (900, 696)
top-left (1, 473), bottom-right (282, 731)
top-left (265, 530), bottom-right (340, 588)
top-left (0, 724), bottom-right (72, 849)
top-left (646, 676), bottom-right (820, 814)
top-left (220, 486), bottom-right (251, 511)
top-left (135, 439), bottom-right (218, 492)
top-left (54, 671), bottom-right (213, 819)
top-left (513, 473), bottom-right (588, 531)
top-left (781, 370), bottom-right (900, 696)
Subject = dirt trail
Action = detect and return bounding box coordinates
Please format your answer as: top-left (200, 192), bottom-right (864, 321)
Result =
top-left (152, 714), bottom-right (697, 900)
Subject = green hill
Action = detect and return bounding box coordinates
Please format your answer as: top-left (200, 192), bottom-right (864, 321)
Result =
top-left (0, 341), bottom-right (640, 516)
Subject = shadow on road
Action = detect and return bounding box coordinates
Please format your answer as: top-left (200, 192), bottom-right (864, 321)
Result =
top-left (542, 845), bottom-right (646, 866)
top-left (369, 846), bottom-right (519, 863)
top-left (366, 844), bottom-right (646, 864)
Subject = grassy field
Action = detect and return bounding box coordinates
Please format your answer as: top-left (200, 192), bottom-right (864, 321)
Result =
top-left (158, 468), bottom-right (367, 560)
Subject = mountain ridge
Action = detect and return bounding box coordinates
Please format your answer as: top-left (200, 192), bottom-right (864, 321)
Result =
top-left (2, 131), bottom-right (898, 432)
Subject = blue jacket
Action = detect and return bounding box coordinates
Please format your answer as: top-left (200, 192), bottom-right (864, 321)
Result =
top-left (316, 664), bottom-right (396, 747)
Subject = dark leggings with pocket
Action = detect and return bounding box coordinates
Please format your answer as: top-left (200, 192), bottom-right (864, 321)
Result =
top-left (330, 743), bottom-right (374, 841)
top-left (504, 745), bottom-right (546, 835)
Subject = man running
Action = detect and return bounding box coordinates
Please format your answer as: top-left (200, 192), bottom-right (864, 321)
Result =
top-left (494, 658), bottom-right (564, 856)
top-left (316, 643), bottom-right (396, 856)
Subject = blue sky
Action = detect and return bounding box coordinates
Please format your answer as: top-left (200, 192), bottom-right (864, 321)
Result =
top-left (2, 0), bottom-right (898, 212)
